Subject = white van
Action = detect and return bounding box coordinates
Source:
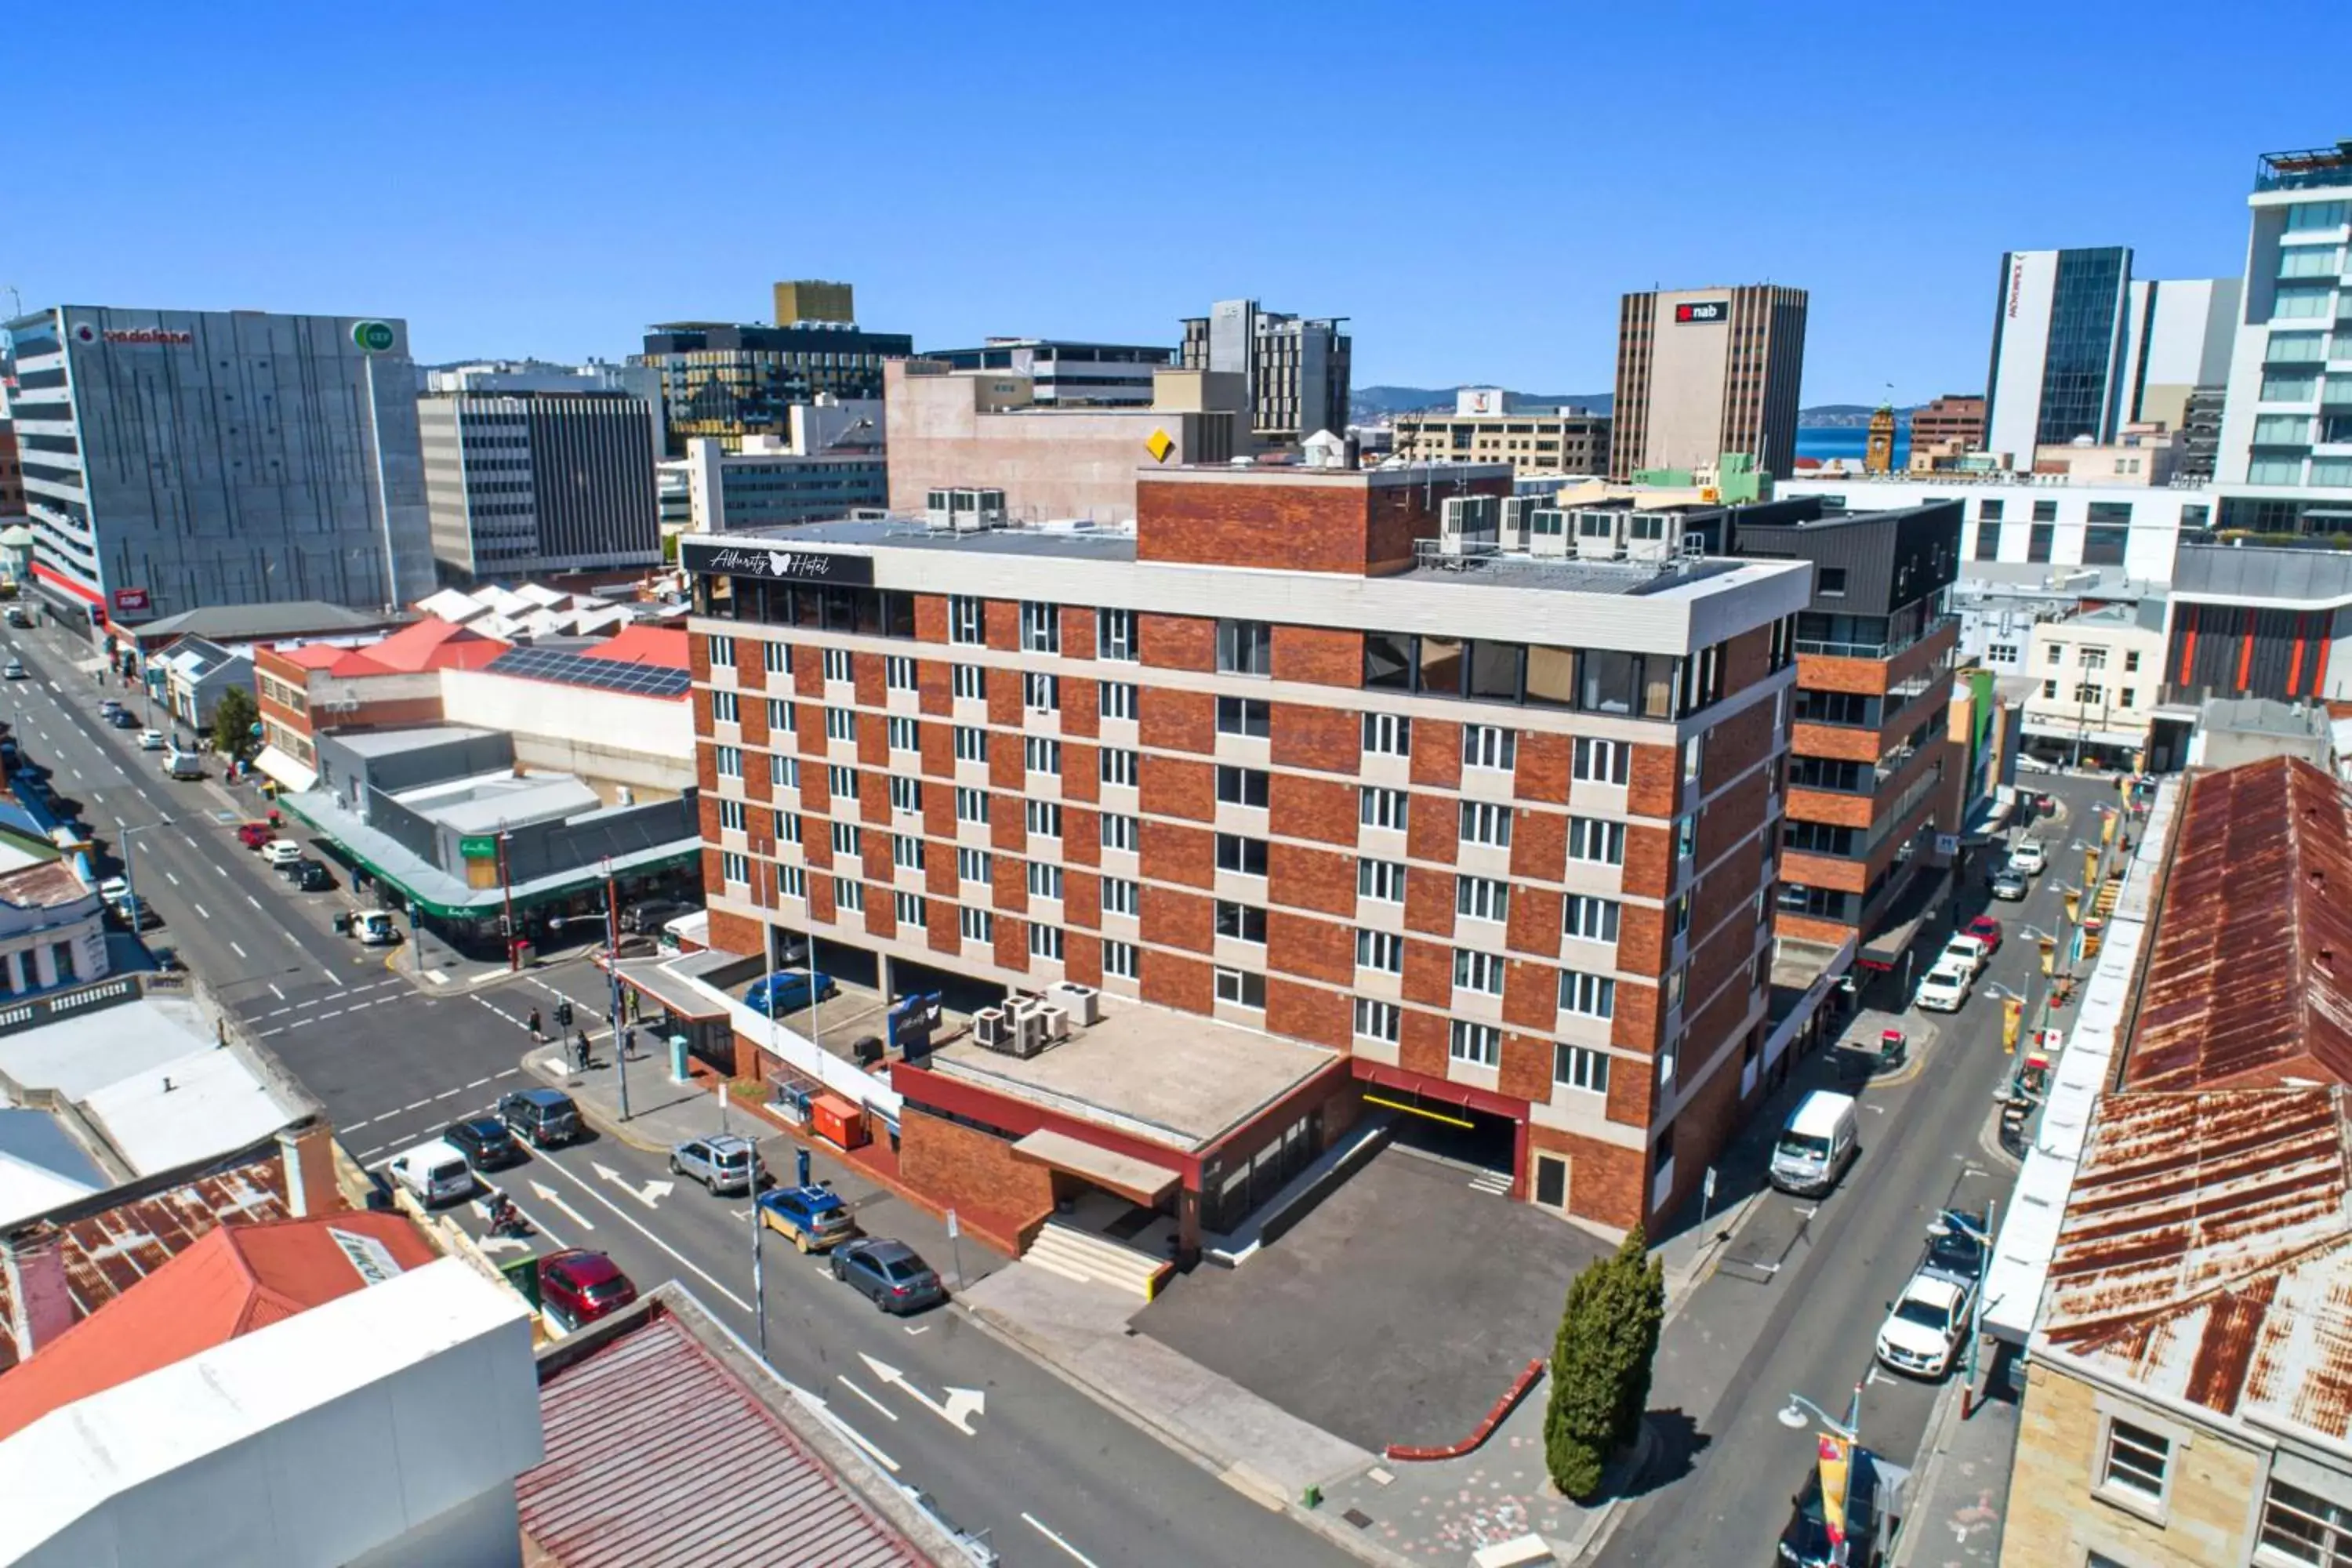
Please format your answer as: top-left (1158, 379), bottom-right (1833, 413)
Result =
top-left (165, 750), bottom-right (204, 781)
top-left (1768, 1090), bottom-right (1860, 1197)
top-left (388, 1138), bottom-right (474, 1207)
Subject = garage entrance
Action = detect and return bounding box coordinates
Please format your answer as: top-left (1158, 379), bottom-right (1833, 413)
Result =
top-left (1366, 1084), bottom-right (1519, 1196)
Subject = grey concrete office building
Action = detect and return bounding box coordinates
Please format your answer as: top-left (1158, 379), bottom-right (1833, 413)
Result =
top-left (3, 306), bottom-right (434, 633)
top-left (419, 365), bottom-right (662, 579)
top-left (1178, 299), bottom-right (1350, 445)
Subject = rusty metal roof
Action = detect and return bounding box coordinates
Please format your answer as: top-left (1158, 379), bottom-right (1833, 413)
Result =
top-left (518, 1306), bottom-right (934, 1568)
top-left (2125, 756), bottom-right (2352, 1092)
top-left (0, 1150), bottom-right (289, 1376)
top-left (2038, 1087), bottom-right (2352, 1439)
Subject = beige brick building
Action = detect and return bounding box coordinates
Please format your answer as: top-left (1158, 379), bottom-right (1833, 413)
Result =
top-left (1391, 390), bottom-right (1610, 478)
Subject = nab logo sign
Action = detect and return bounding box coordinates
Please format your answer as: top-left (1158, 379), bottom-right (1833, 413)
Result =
top-left (1674, 301), bottom-right (1729, 325)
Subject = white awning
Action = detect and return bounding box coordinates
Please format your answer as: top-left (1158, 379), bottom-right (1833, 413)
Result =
top-left (1011, 1129), bottom-right (1182, 1205)
top-left (252, 744), bottom-right (318, 793)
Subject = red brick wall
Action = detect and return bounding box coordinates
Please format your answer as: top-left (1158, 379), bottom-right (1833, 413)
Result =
top-left (1527, 1123), bottom-right (1646, 1232)
top-left (1269, 842), bottom-right (1356, 917)
top-left (1140, 613), bottom-right (1216, 671)
top-left (1142, 819), bottom-right (1213, 888)
top-left (1272, 626), bottom-right (1361, 688)
top-left (1269, 909), bottom-right (1351, 985)
top-left (1410, 720), bottom-right (1461, 789)
top-left (897, 1108), bottom-right (1057, 1238)
top-left (1270, 774), bottom-right (1357, 846)
top-left (1625, 744), bottom-right (1681, 818)
top-left (1270, 705), bottom-right (1359, 775)
top-left (1142, 754), bottom-right (1214, 821)
top-left (1140, 687), bottom-right (1214, 754)
top-left (1515, 732), bottom-right (1570, 804)
top-left (1137, 480), bottom-right (1373, 575)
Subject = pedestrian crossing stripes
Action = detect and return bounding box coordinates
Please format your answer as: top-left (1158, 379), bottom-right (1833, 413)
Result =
top-left (1467, 1168), bottom-right (1513, 1196)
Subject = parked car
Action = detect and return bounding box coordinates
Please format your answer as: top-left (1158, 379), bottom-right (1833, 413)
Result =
top-left (670, 1134), bottom-right (763, 1196)
top-left (1964, 915), bottom-right (2004, 953)
top-left (236, 822), bottom-right (274, 850)
top-left (1778, 1454), bottom-right (1882, 1566)
top-left (107, 708), bottom-right (137, 729)
top-left (3, 608), bottom-right (27, 629)
top-left (499, 1087), bottom-right (582, 1149)
top-left (354, 910), bottom-right (401, 946)
top-left (4, 661), bottom-right (24, 681)
top-left (536, 1249), bottom-right (637, 1330)
top-left (1875, 1267), bottom-right (1977, 1378)
top-left (294, 859), bottom-right (334, 892)
top-left (744, 969), bottom-right (837, 1017)
top-left (443, 1115), bottom-right (524, 1171)
top-left (260, 838), bottom-right (302, 868)
top-left (1988, 868), bottom-right (2029, 902)
top-left (829, 1237), bottom-right (947, 1315)
top-left (387, 1138), bottom-right (474, 1208)
top-left (622, 898), bottom-right (698, 935)
top-left (2009, 839), bottom-right (2048, 876)
top-left (138, 728), bottom-right (165, 751)
top-left (1922, 1207), bottom-right (1990, 1284)
top-left (1914, 959), bottom-right (1973, 1013)
top-left (98, 876), bottom-right (131, 907)
top-left (1768, 1091), bottom-right (1860, 1197)
top-left (97, 699), bottom-right (121, 717)
top-left (757, 1184), bottom-right (857, 1253)
top-left (1937, 933), bottom-right (1991, 978)
top-left (165, 751), bottom-right (204, 780)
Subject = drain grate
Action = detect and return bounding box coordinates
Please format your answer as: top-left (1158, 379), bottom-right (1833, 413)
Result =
top-left (1342, 1509), bottom-right (1374, 1530)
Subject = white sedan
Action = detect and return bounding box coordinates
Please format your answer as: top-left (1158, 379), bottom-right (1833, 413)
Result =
top-left (138, 728), bottom-right (165, 751)
top-left (1914, 960), bottom-right (1973, 1013)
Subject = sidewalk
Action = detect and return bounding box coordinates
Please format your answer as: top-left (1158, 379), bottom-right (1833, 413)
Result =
top-left (1894, 1376), bottom-right (2018, 1566)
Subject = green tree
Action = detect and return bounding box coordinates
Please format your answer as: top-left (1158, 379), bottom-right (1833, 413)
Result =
top-left (1544, 1226), bottom-right (1665, 1501)
top-left (212, 685), bottom-right (259, 758)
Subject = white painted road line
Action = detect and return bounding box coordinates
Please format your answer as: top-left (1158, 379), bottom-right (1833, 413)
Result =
top-left (246, 894), bottom-right (261, 909)
top-left (212, 862), bottom-right (227, 876)
top-left (346, 1000), bottom-right (372, 1012)
top-left (164, 871), bottom-right (179, 886)
top-left (1023, 1514), bottom-right (1102, 1568)
top-left (537, 1152), bottom-right (752, 1311)
top-left (192, 902), bottom-right (211, 920)
top-left (434, 1087), bottom-right (462, 1100)
top-left (230, 941), bottom-right (247, 959)
top-left (269, 984), bottom-right (285, 1000)
top-left (466, 1077), bottom-right (491, 1089)
top-left (836, 1376), bottom-right (899, 1421)
top-left (403, 1099), bottom-right (430, 1112)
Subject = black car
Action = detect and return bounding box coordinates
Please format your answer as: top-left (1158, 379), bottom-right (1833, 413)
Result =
top-left (1922, 1207), bottom-right (1989, 1283)
top-left (498, 1087), bottom-right (583, 1149)
top-left (829, 1237), bottom-right (947, 1315)
top-left (293, 859), bottom-right (334, 892)
top-left (1778, 1451), bottom-right (1881, 1566)
top-left (106, 708), bottom-right (138, 729)
top-left (444, 1115), bottom-right (525, 1171)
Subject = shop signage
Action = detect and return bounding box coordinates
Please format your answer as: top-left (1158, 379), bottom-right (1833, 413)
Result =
top-left (680, 539), bottom-right (874, 586)
top-left (351, 321), bottom-right (396, 353)
top-left (111, 587), bottom-right (151, 614)
top-left (81, 325), bottom-right (194, 347)
top-left (459, 834), bottom-right (500, 862)
top-left (1674, 300), bottom-right (1728, 324)
top-left (2006, 257), bottom-right (2026, 320)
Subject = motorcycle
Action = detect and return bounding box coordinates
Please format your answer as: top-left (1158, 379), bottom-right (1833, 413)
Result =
top-left (487, 1194), bottom-right (532, 1239)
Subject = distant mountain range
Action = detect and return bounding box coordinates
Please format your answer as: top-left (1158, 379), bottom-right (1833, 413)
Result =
top-left (1350, 386), bottom-right (1927, 427)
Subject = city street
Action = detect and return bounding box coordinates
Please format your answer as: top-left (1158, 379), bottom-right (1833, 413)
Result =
top-left (1598, 778), bottom-right (2106, 1566)
top-left (0, 614), bottom-right (1355, 1568)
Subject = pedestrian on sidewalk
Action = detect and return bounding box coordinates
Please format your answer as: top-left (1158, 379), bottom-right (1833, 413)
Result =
top-left (572, 1029), bottom-right (590, 1073)
top-left (526, 1006), bottom-right (543, 1042)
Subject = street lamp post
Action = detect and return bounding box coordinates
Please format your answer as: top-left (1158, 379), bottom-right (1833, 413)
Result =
top-left (603, 858), bottom-right (630, 1123)
top-left (1776, 1381), bottom-right (1863, 1446)
top-left (113, 817), bottom-right (174, 939)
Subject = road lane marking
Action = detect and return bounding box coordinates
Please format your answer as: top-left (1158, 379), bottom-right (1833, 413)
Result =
top-left (836, 1376), bottom-right (899, 1421)
top-left (269, 985), bottom-right (284, 1000)
top-left (526, 1180), bottom-right (596, 1231)
top-left (466, 1077), bottom-right (490, 1089)
top-left (403, 1099), bottom-right (429, 1112)
top-left (164, 871), bottom-right (179, 885)
top-left (318, 1010), bottom-right (343, 1022)
top-left (354, 1145), bottom-right (383, 1161)
top-left (535, 1152), bottom-right (751, 1311)
top-left (192, 902), bottom-right (211, 920)
top-left (230, 941), bottom-right (247, 959)
top-left (212, 862), bottom-right (227, 875)
top-left (346, 1000), bottom-right (372, 1011)
top-left (260, 1027), bottom-right (285, 1038)
top-left (1023, 1514), bottom-right (1101, 1568)
top-left (435, 1087), bottom-right (462, 1100)
top-left (246, 895), bottom-right (261, 909)
top-left (346, 1116), bottom-right (375, 1130)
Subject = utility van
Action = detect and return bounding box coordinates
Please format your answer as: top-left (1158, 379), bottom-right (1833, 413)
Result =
top-left (388, 1138), bottom-right (474, 1207)
top-left (1768, 1090), bottom-right (1860, 1197)
top-left (165, 750), bottom-right (204, 781)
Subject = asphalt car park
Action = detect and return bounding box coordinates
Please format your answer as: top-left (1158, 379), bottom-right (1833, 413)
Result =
top-left (1133, 1140), bottom-right (1605, 1450)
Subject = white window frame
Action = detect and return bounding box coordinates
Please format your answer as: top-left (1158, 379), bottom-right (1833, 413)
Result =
top-left (954, 724), bottom-right (987, 763)
top-left (767, 697), bottom-right (793, 734)
top-left (949, 596), bottom-right (984, 645)
top-left (1216, 833), bottom-right (1268, 875)
top-left (1460, 800), bottom-right (1514, 848)
top-left (1024, 671), bottom-right (1061, 713)
top-left (1102, 748), bottom-right (1139, 788)
top-left (1020, 601), bottom-right (1060, 654)
top-left (1029, 921), bottom-right (1065, 960)
top-left (1563, 895), bottom-right (1621, 943)
top-left (1102, 939), bottom-right (1138, 978)
top-left (1359, 786), bottom-right (1406, 829)
top-left (720, 849), bottom-right (749, 884)
top-left (1356, 928), bottom-right (1404, 974)
top-left (825, 706), bottom-right (856, 742)
top-left (834, 877), bottom-right (865, 914)
top-left (888, 775), bottom-right (922, 814)
top-left (1573, 736), bottom-right (1629, 785)
top-left (1450, 1019), bottom-right (1501, 1067)
top-left (1027, 861), bottom-right (1065, 900)
top-left (718, 798), bottom-right (746, 832)
top-left (956, 847), bottom-right (993, 884)
top-left (1555, 1044), bottom-right (1611, 1095)
top-left (952, 663), bottom-right (985, 701)
top-left (895, 891), bottom-right (927, 926)
top-left (823, 647), bottom-right (853, 683)
top-left (960, 906), bottom-right (994, 942)
top-left (892, 833), bottom-right (925, 871)
top-left (1358, 859), bottom-right (1406, 903)
top-left (887, 716), bottom-right (918, 753)
top-left (955, 786), bottom-right (990, 825)
top-left (1102, 877), bottom-right (1138, 916)
top-left (1363, 711), bottom-right (1412, 757)
top-left (1025, 735), bottom-right (1062, 775)
top-left (1353, 997), bottom-right (1400, 1044)
top-left (885, 655), bottom-right (916, 691)
top-left (1096, 608), bottom-right (1137, 662)
top-left (1456, 875), bottom-right (1510, 923)
top-left (1454, 948), bottom-right (1505, 996)
top-left (1569, 816), bottom-right (1627, 866)
top-left (778, 863), bottom-right (807, 898)
top-left (1559, 969), bottom-right (1617, 1019)
top-left (830, 822), bottom-right (861, 856)
top-left (715, 744), bottom-right (742, 779)
top-left (1463, 724), bottom-right (1516, 771)
top-left (764, 640), bottom-right (791, 675)
top-left (713, 689), bottom-right (740, 724)
top-left (828, 764), bottom-right (857, 800)
top-left (709, 635), bottom-right (735, 669)
top-left (1025, 800), bottom-right (1062, 839)
top-left (1101, 813), bottom-right (1139, 852)
top-left (1214, 967), bottom-right (1265, 1008)
top-left (1100, 681), bottom-right (1138, 720)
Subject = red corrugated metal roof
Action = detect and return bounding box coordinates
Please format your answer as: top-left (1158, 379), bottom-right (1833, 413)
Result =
top-left (518, 1309), bottom-right (930, 1568)
top-left (0, 1151), bottom-right (289, 1377)
top-left (580, 623), bottom-right (690, 671)
top-left (0, 1211), bottom-right (434, 1439)
top-left (2125, 756), bottom-right (2352, 1091)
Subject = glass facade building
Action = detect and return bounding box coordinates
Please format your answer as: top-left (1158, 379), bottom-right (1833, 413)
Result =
top-left (637, 322), bottom-right (914, 456)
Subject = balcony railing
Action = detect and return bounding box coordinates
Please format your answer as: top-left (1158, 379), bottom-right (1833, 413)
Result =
top-left (1794, 613), bottom-right (1958, 663)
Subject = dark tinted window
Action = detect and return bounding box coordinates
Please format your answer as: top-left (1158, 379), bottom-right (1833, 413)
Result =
top-left (1363, 631), bottom-right (1413, 690)
top-left (1467, 641), bottom-right (1522, 702)
top-left (1417, 636), bottom-right (1463, 696)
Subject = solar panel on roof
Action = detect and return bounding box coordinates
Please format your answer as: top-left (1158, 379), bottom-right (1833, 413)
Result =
top-left (485, 646), bottom-right (690, 699)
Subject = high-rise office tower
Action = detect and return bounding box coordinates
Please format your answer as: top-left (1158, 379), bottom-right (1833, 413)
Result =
top-left (418, 362), bottom-right (664, 579)
top-left (2214, 137), bottom-right (2352, 532)
top-left (1609, 285), bottom-right (1808, 481)
top-left (3, 305), bottom-right (433, 633)
top-left (637, 281), bottom-right (913, 456)
top-left (772, 279), bottom-right (855, 327)
top-left (2118, 277), bottom-right (2241, 441)
top-left (1178, 299), bottom-right (1350, 445)
top-left (1983, 248), bottom-right (2134, 457)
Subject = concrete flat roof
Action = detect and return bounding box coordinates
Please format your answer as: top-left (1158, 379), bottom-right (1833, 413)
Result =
top-left (929, 1000), bottom-right (1336, 1152)
top-left (332, 725), bottom-right (496, 758)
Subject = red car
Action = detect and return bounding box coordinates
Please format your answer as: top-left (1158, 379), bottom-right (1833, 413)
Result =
top-left (236, 822), bottom-right (273, 850)
top-left (1965, 915), bottom-right (2003, 953)
top-left (537, 1249), bottom-right (637, 1328)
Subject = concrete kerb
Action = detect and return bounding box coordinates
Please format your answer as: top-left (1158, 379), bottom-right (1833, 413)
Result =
top-left (1890, 1374), bottom-right (1969, 1568)
top-left (956, 1300), bottom-right (1419, 1568)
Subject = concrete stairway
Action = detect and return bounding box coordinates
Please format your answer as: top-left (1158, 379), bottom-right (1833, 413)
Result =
top-left (1022, 1221), bottom-right (1174, 1301)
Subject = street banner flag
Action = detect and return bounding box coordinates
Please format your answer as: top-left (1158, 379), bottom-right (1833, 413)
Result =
top-left (1818, 1433), bottom-right (1852, 1545)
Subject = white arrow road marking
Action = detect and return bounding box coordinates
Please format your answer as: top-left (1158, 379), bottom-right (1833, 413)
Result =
top-left (1022, 1514), bottom-right (1101, 1568)
top-left (591, 1160), bottom-right (673, 1208)
top-left (858, 1352), bottom-right (985, 1435)
top-left (528, 1180), bottom-right (595, 1231)
top-left (477, 1232), bottom-right (531, 1254)
top-left (534, 1151), bottom-right (750, 1312)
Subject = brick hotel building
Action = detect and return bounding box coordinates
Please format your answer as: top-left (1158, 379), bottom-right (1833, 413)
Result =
top-left (684, 465), bottom-right (1810, 1236)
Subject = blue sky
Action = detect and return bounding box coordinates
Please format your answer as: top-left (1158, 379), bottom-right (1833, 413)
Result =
top-left (15, 1), bottom-right (2345, 404)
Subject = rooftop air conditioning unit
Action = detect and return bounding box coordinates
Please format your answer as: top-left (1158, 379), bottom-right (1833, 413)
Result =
top-left (1007, 1005), bottom-right (1048, 1058)
top-left (1038, 1004), bottom-right (1071, 1043)
top-left (1047, 980), bottom-right (1101, 1027)
top-left (1499, 495), bottom-right (1536, 552)
top-left (1439, 494), bottom-right (1501, 557)
top-left (1572, 509), bottom-right (1621, 562)
top-left (1527, 508), bottom-right (1569, 559)
top-left (973, 1007), bottom-right (1007, 1051)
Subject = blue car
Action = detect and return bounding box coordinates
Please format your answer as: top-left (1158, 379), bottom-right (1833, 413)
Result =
top-left (745, 970), bottom-right (837, 1017)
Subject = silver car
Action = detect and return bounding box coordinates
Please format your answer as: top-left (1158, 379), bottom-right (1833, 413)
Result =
top-left (670, 1133), bottom-right (763, 1196)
